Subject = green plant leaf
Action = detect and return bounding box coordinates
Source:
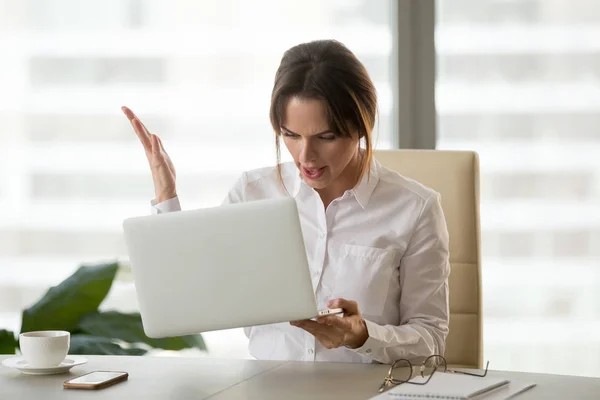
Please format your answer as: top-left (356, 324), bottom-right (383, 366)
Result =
top-left (70, 334), bottom-right (147, 356)
top-left (78, 311), bottom-right (206, 351)
top-left (20, 262), bottom-right (119, 333)
top-left (0, 329), bottom-right (17, 354)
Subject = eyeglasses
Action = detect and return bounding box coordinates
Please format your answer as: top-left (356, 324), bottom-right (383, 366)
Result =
top-left (378, 355), bottom-right (490, 393)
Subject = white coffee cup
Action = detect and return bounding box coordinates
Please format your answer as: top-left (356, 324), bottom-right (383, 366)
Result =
top-left (19, 330), bottom-right (70, 368)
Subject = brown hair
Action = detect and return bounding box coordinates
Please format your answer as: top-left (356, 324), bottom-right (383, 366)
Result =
top-left (269, 39), bottom-right (377, 186)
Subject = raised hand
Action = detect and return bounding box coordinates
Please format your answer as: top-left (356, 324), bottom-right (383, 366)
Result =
top-left (122, 106), bottom-right (177, 203)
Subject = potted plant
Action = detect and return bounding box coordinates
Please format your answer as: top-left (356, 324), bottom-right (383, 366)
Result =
top-left (0, 261), bottom-right (206, 355)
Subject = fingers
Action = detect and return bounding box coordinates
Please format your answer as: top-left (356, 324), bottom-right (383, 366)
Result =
top-left (121, 106), bottom-right (136, 122)
top-left (151, 134), bottom-right (160, 156)
top-left (122, 106), bottom-right (152, 137)
top-left (293, 320), bottom-right (343, 338)
top-left (296, 321), bottom-right (341, 349)
top-left (300, 323), bottom-right (331, 343)
top-left (132, 118), bottom-right (152, 151)
top-left (122, 106), bottom-right (154, 152)
top-left (316, 315), bottom-right (349, 329)
top-left (290, 320), bottom-right (345, 349)
top-left (155, 135), bottom-right (168, 155)
top-left (290, 319), bottom-right (313, 328)
top-left (291, 320), bottom-right (327, 335)
top-left (327, 298), bottom-right (359, 316)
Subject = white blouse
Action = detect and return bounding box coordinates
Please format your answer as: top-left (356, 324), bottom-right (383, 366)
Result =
top-left (152, 158), bottom-right (450, 364)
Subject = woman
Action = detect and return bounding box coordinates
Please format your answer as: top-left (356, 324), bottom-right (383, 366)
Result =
top-left (122, 39), bottom-right (450, 365)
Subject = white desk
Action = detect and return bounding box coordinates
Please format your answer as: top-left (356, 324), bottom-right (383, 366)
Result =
top-left (1, 355), bottom-right (599, 399)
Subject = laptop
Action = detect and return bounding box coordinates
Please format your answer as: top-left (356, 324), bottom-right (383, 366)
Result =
top-left (122, 197), bottom-right (319, 338)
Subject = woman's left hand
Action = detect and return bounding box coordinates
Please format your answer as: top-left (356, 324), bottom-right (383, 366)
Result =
top-left (290, 298), bottom-right (369, 349)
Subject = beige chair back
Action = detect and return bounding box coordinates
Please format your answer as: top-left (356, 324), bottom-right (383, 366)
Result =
top-left (374, 149), bottom-right (483, 368)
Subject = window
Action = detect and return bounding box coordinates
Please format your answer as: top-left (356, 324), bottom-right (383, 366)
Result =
top-left (0, 0), bottom-right (396, 359)
top-left (436, 0), bottom-right (600, 376)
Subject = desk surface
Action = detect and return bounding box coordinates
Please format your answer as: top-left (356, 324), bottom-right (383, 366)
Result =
top-left (2, 355), bottom-right (600, 399)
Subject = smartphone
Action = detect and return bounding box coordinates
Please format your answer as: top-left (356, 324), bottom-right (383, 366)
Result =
top-left (63, 371), bottom-right (128, 390)
top-left (317, 307), bottom-right (344, 317)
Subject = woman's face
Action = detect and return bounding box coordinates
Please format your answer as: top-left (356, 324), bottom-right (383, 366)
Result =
top-left (282, 97), bottom-right (359, 191)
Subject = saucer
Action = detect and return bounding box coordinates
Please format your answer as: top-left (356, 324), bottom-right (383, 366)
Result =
top-left (2, 355), bottom-right (88, 375)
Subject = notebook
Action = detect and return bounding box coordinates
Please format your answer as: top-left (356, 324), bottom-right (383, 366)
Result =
top-left (377, 372), bottom-right (510, 399)
top-left (475, 380), bottom-right (536, 400)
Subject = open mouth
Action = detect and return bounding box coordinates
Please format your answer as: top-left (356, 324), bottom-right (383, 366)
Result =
top-left (301, 166), bottom-right (326, 180)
